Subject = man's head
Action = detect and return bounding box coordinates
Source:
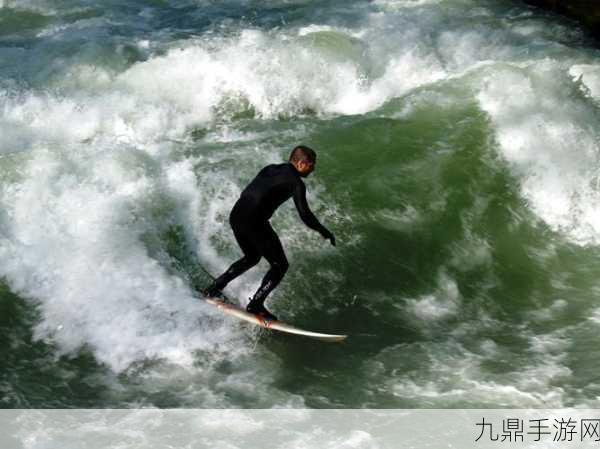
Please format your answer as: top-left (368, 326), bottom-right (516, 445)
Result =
top-left (289, 145), bottom-right (316, 177)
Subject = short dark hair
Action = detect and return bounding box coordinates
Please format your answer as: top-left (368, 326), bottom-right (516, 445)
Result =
top-left (289, 145), bottom-right (316, 164)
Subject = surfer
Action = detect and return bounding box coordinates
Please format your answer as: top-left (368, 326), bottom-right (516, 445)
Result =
top-left (202, 145), bottom-right (336, 321)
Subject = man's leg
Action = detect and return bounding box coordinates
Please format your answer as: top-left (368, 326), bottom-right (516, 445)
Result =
top-left (246, 223), bottom-right (288, 319)
top-left (202, 225), bottom-right (261, 298)
top-left (204, 257), bottom-right (260, 297)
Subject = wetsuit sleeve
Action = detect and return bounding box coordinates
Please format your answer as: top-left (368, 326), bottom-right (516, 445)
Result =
top-left (293, 180), bottom-right (332, 238)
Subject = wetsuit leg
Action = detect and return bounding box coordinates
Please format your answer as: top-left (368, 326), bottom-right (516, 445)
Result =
top-left (210, 207), bottom-right (261, 291)
top-left (250, 222), bottom-right (289, 305)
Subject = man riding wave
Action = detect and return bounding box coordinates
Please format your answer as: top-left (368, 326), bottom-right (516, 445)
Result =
top-left (202, 145), bottom-right (336, 321)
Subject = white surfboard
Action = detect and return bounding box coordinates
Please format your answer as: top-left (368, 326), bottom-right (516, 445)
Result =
top-left (205, 298), bottom-right (347, 342)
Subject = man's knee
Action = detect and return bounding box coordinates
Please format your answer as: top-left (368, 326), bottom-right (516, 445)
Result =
top-left (243, 254), bottom-right (261, 268)
top-left (272, 258), bottom-right (289, 276)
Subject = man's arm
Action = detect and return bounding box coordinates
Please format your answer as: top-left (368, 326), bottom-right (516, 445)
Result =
top-left (293, 181), bottom-right (336, 246)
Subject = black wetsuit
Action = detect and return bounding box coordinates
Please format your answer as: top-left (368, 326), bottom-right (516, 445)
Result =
top-left (211, 162), bottom-right (332, 305)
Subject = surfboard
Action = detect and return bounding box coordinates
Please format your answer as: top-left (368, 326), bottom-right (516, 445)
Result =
top-left (205, 298), bottom-right (347, 342)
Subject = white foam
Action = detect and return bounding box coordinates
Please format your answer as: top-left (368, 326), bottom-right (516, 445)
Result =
top-left (0, 147), bottom-right (253, 373)
top-left (407, 272), bottom-right (460, 321)
top-left (449, 234), bottom-right (492, 272)
top-left (477, 61), bottom-right (600, 245)
top-left (373, 0), bottom-right (445, 10)
top-left (528, 299), bottom-right (568, 322)
top-left (0, 22), bottom-right (449, 154)
top-left (588, 308), bottom-right (600, 325)
top-left (377, 334), bottom-right (570, 407)
top-left (372, 206), bottom-right (423, 232)
top-left (0, 0), bottom-right (56, 13)
top-left (570, 64), bottom-right (600, 101)
top-left (297, 25), bottom-right (338, 37)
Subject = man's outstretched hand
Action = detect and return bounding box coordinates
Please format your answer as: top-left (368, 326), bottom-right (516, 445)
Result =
top-left (323, 230), bottom-right (336, 247)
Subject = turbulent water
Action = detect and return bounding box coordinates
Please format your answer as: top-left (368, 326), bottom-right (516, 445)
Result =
top-left (2, 0), bottom-right (600, 408)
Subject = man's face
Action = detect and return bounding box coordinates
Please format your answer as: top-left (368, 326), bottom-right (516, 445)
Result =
top-left (297, 160), bottom-right (315, 177)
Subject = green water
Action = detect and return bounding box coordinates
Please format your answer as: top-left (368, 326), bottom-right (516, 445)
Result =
top-left (2, 0), bottom-right (600, 408)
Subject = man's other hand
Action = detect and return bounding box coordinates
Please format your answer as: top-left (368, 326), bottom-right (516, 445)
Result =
top-left (323, 230), bottom-right (336, 247)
